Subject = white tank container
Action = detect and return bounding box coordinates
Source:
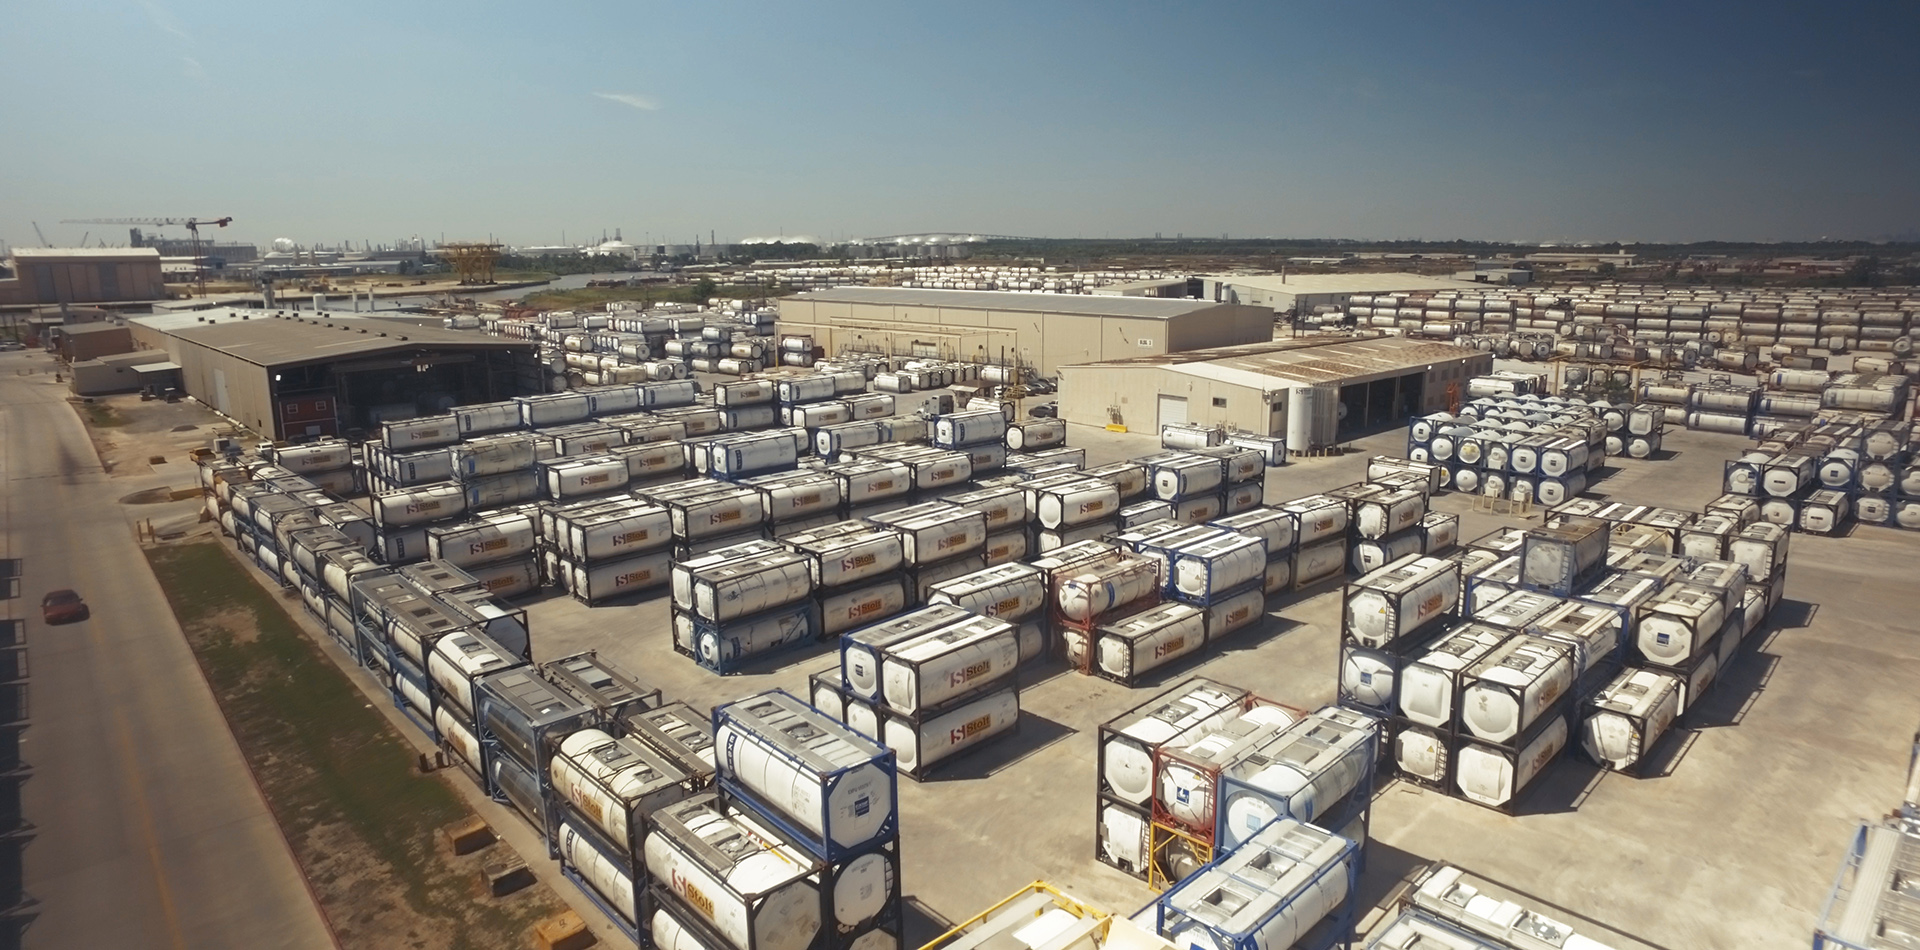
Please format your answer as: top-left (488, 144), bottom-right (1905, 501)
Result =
top-left (1152, 454), bottom-right (1225, 500)
top-left (1006, 419), bottom-right (1068, 451)
top-left (1205, 584), bottom-right (1266, 639)
top-left (1162, 820), bottom-right (1352, 950)
top-left (880, 616), bottom-right (1020, 713)
top-left (710, 432), bottom-right (798, 478)
top-left (713, 692), bottom-right (896, 855)
top-left (1460, 637), bottom-right (1575, 743)
top-left (684, 552), bottom-right (814, 623)
top-left (816, 576), bottom-right (908, 637)
top-left (372, 483), bottom-right (467, 527)
top-left (644, 799), bottom-right (822, 950)
top-left (1155, 703), bottom-right (1300, 827)
top-left (1292, 538), bottom-right (1347, 588)
top-left (870, 506), bottom-right (986, 565)
top-left (1211, 508), bottom-right (1296, 556)
top-left (685, 601), bottom-right (818, 670)
top-left (1637, 584), bottom-right (1727, 666)
top-left (883, 686), bottom-right (1020, 777)
top-left (551, 729), bottom-right (692, 851)
top-left (1345, 556), bottom-right (1460, 646)
top-left (569, 506), bottom-right (673, 561)
top-left (1035, 481), bottom-right (1121, 529)
top-left (1218, 706), bottom-right (1375, 847)
top-left (926, 563), bottom-right (1046, 622)
top-left (543, 456), bottom-right (631, 500)
top-left (1097, 602), bottom-right (1207, 681)
top-left (428, 631), bottom-right (523, 716)
top-left (786, 526), bottom-right (905, 589)
top-left (1262, 555), bottom-right (1295, 594)
top-left (455, 402), bottom-right (525, 437)
top-left (452, 434), bottom-right (539, 478)
top-left (1170, 533), bottom-right (1267, 599)
top-left (1455, 713), bottom-right (1568, 808)
top-left (1400, 623), bottom-right (1512, 729)
top-left (933, 409), bottom-right (1007, 447)
top-left (1476, 588), bottom-right (1563, 631)
top-left (1354, 489), bottom-right (1427, 540)
top-left (1582, 668), bottom-right (1682, 772)
top-left (1057, 557), bottom-right (1160, 621)
top-left (1283, 496), bottom-right (1349, 546)
top-left (1086, 461), bottom-right (1150, 499)
top-left (427, 514), bottom-right (538, 568)
top-left (383, 414), bottom-right (462, 450)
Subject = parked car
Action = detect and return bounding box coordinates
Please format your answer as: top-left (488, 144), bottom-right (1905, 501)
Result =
top-left (41, 589), bottom-right (88, 624)
top-left (0, 341), bottom-right (24, 352)
top-left (1028, 403), bottom-right (1058, 419)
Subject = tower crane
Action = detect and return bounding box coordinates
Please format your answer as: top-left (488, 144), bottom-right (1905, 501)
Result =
top-left (61, 216), bottom-right (233, 295)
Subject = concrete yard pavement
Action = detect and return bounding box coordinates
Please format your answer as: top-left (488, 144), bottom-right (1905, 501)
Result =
top-left (518, 415), bottom-right (1920, 949)
top-left (0, 353), bottom-right (335, 949)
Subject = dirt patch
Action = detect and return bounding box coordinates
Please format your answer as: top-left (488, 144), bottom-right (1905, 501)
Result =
top-left (146, 543), bottom-right (568, 950)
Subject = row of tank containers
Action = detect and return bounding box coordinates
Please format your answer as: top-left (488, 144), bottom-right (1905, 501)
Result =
top-left (1328, 494), bottom-right (1787, 816)
top-left (1718, 414), bottom-right (1920, 533)
top-left (488, 306), bottom-right (816, 386)
top-left (1639, 369), bottom-right (1912, 438)
top-left (1406, 393), bottom-right (1642, 504)
top-left (212, 472), bottom-right (918, 950)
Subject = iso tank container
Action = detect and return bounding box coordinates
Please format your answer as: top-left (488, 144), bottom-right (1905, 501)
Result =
top-left (570, 550), bottom-right (673, 603)
top-left (814, 573), bottom-right (908, 638)
top-left (1229, 434), bottom-right (1288, 467)
top-left (1193, 444), bottom-right (1266, 484)
top-left (1518, 518), bottom-right (1610, 596)
top-left (664, 483), bottom-right (766, 540)
top-left (1800, 488), bottom-right (1851, 534)
top-left (1684, 560), bottom-right (1749, 621)
top-left (1393, 719), bottom-right (1461, 792)
top-left (1475, 589), bottom-right (1563, 632)
top-left (1366, 910), bottom-right (1506, 949)
top-left (1006, 419), bottom-right (1067, 451)
top-left (1215, 706), bottom-right (1378, 849)
top-left (1097, 798), bottom-right (1154, 879)
top-left (675, 549), bottom-right (813, 623)
top-left (1397, 623), bottom-right (1513, 730)
top-left (941, 485), bottom-right (1028, 533)
top-left (550, 728), bottom-right (695, 857)
top-left (567, 506), bottom-right (672, 561)
top-left (1035, 480), bottom-right (1121, 530)
top-left (453, 402), bottom-right (524, 437)
top-left (476, 667), bottom-right (596, 785)
top-left (371, 483), bottom-right (467, 528)
top-left (1637, 584), bottom-right (1728, 668)
top-left (1152, 700), bottom-right (1303, 837)
top-left (1168, 534), bottom-right (1268, 603)
top-left (1338, 640), bottom-right (1405, 715)
top-left (1351, 531), bottom-right (1422, 575)
top-left (783, 524), bottom-right (905, 590)
top-left (1455, 712), bottom-right (1569, 812)
top-left (675, 600), bottom-right (820, 675)
top-left (932, 409), bottom-right (1008, 448)
top-left (1151, 454), bottom-right (1225, 500)
top-left (713, 378), bottom-right (776, 407)
top-left (1097, 678), bottom-right (1251, 807)
top-left (426, 513), bottom-right (538, 569)
top-left (1284, 496), bottom-right (1350, 546)
top-left (881, 684), bottom-right (1020, 780)
top-left (843, 392), bottom-right (895, 420)
top-left (866, 504), bottom-right (986, 566)
top-left (1727, 522), bottom-right (1790, 585)
top-left (777, 375), bottom-right (839, 405)
top-left (1529, 601), bottom-right (1623, 683)
top-left (1580, 667), bottom-right (1682, 775)
top-left (707, 431), bottom-right (800, 480)
top-left (428, 629), bottom-right (528, 720)
top-left (542, 651), bottom-right (662, 724)
top-left (830, 460), bottom-right (914, 507)
top-left (1607, 549), bottom-right (1687, 587)
top-left (517, 392), bottom-right (592, 428)
top-left (1150, 818), bottom-right (1357, 950)
top-left (711, 690), bottom-right (897, 860)
top-left (1343, 556), bottom-right (1461, 648)
top-left (1293, 538), bottom-right (1348, 589)
top-left (982, 530), bottom-right (1028, 567)
top-left (1459, 637), bottom-right (1574, 745)
top-left (1355, 488), bottom-right (1428, 540)
top-left (879, 616), bottom-right (1020, 713)
top-left (741, 471), bottom-right (840, 523)
top-left (926, 563), bottom-right (1045, 622)
top-left (719, 404), bottom-right (778, 431)
top-left (1205, 585), bottom-right (1266, 641)
top-left (635, 379), bottom-right (699, 409)
top-left (840, 605), bottom-right (973, 702)
top-left (1221, 482), bottom-right (1264, 516)
top-left (1211, 508), bottom-right (1296, 557)
top-left (604, 414), bottom-right (687, 445)
top-left (383, 413), bottom-right (462, 451)
top-left (1056, 556), bottom-right (1161, 623)
top-left (542, 455), bottom-right (631, 501)
top-left (625, 702), bottom-right (717, 782)
top-left (644, 796), bottom-right (824, 950)
top-left (1085, 460), bottom-right (1151, 500)
top-left (1090, 602), bottom-right (1208, 685)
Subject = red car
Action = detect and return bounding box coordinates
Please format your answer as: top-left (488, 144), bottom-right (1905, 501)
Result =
top-left (41, 590), bottom-right (89, 624)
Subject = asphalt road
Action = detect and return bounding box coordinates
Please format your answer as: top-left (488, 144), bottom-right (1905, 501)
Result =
top-left (0, 353), bottom-right (335, 949)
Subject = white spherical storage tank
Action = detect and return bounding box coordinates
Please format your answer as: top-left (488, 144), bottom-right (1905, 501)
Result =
top-left (1097, 602), bottom-right (1207, 682)
top-left (550, 729), bottom-right (693, 851)
top-left (1217, 706), bottom-right (1376, 848)
top-left (1455, 713), bottom-right (1569, 809)
top-left (882, 685), bottom-right (1020, 778)
top-left (713, 691), bottom-right (897, 856)
top-left (879, 616), bottom-right (1020, 714)
top-left (1581, 667), bottom-right (1682, 772)
top-left (1459, 637), bottom-right (1574, 743)
top-left (645, 797), bottom-right (822, 950)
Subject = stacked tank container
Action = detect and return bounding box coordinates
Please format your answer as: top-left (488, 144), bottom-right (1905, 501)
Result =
top-left (1406, 396), bottom-right (1613, 503)
top-left (546, 497), bottom-right (676, 604)
top-left (1094, 678), bottom-right (1250, 881)
top-left (863, 502), bottom-right (988, 603)
top-left (1044, 539), bottom-right (1177, 685)
top-left (670, 540), bottom-right (819, 674)
top-left (1144, 817), bottom-right (1359, 950)
top-left (1336, 555), bottom-right (1463, 720)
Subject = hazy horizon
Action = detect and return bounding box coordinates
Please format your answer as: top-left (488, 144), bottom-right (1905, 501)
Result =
top-left (4, 0), bottom-right (1916, 250)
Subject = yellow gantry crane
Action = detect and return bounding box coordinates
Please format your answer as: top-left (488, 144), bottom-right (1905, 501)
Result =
top-left (62, 216), bottom-right (233, 295)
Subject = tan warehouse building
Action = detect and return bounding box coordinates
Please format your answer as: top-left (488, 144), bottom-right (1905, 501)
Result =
top-left (776, 287), bottom-right (1272, 376)
top-left (1058, 336), bottom-right (1491, 446)
top-left (0, 247), bottom-right (165, 306)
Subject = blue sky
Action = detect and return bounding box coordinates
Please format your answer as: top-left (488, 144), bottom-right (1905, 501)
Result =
top-left (3, 0), bottom-right (1916, 249)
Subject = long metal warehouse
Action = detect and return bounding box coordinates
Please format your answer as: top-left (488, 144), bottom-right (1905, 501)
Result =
top-left (776, 286), bottom-right (1273, 376)
top-left (1057, 336), bottom-right (1492, 446)
top-left (127, 309), bottom-right (541, 440)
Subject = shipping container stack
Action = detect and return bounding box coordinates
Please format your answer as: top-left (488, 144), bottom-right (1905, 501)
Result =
top-left (1405, 395), bottom-right (1611, 503)
top-left (261, 437), bottom-right (362, 497)
top-left (1046, 537), bottom-right (1176, 685)
top-left (543, 497), bottom-right (676, 604)
top-left (422, 507), bottom-right (544, 598)
top-left (1096, 678), bottom-right (1251, 881)
top-left (669, 539), bottom-right (820, 675)
top-left (1027, 468), bottom-right (1125, 554)
top-left (637, 476), bottom-right (770, 558)
top-left (928, 405), bottom-right (1012, 499)
top-left (1722, 411), bottom-right (1917, 534)
top-left (820, 600), bottom-right (1027, 782)
top-left (864, 501), bottom-right (990, 605)
top-left (1336, 553), bottom-right (1464, 731)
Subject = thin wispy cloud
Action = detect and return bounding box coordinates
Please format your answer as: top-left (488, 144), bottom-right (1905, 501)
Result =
top-left (595, 92), bottom-right (661, 111)
top-left (139, 0), bottom-right (191, 43)
top-left (182, 56), bottom-right (207, 81)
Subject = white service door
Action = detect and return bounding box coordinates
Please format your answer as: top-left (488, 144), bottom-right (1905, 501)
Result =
top-left (1158, 395), bottom-right (1188, 427)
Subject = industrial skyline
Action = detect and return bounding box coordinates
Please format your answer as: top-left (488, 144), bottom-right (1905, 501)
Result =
top-left (2, 1), bottom-right (1917, 249)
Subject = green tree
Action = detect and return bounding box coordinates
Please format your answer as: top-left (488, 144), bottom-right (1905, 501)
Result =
top-left (692, 276), bottom-right (717, 302)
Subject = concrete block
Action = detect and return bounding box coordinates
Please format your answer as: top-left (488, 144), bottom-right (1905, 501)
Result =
top-left (441, 815), bottom-right (494, 856)
top-left (534, 910), bottom-right (595, 950)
